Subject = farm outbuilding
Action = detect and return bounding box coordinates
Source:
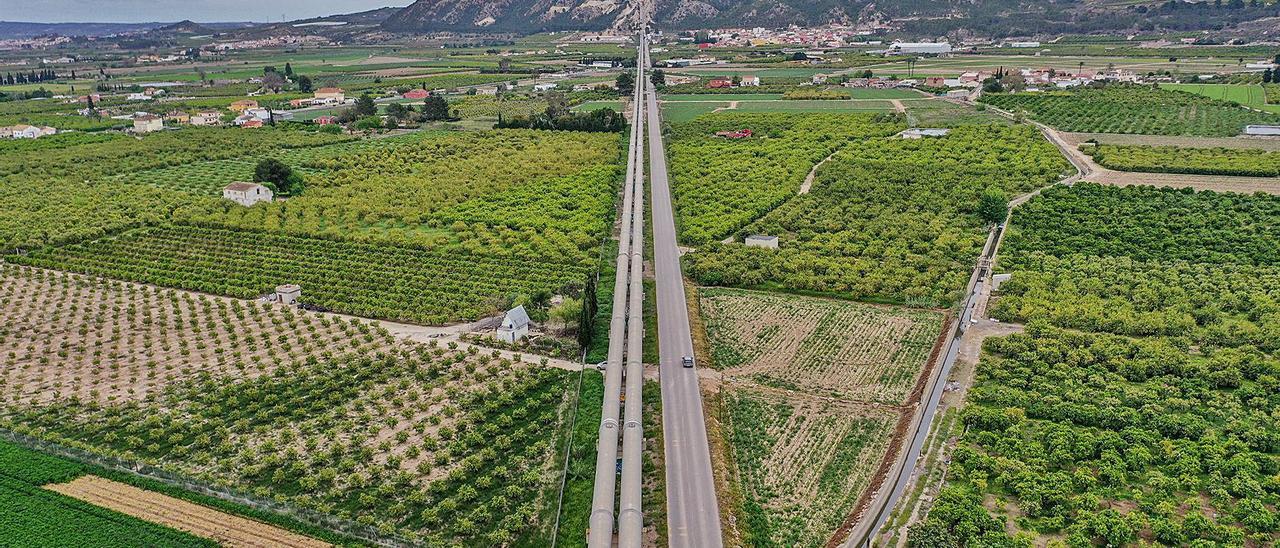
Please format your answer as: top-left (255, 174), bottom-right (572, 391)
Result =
top-left (497, 305), bottom-right (531, 343)
top-left (889, 42), bottom-right (953, 55)
top-left (275, 284), bottom-right (301, 305)
top-left (1245, 125), bottom-right (1280, 136)
top-left (745, 235), bottom-right (779, 249)
top-left (991, 273), bottom-right (1012, 292)
top-left (222, 182), bottom-right (274, 206)
top-left (902, 128), bottom-right (951, 139)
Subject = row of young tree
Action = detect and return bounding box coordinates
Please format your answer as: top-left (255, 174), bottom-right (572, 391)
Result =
top-left (2, 70), bottom-right (59, 86)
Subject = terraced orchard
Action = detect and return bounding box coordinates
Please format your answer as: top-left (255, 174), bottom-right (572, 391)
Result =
top-left (0, 265), bottom-right (575, 545)
top-left (700, 288), bottom-right (945, 547)
top-left (701, 287), bottom-right (942, 405)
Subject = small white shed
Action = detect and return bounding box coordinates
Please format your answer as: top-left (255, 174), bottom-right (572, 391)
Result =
top-left (222, 182), bottom-right (274, 207)
top-left (991, 273), bottom-right (1012, 292)
top-left (902, 128), bottom-right (951, 139)
top-left (744, 235), bottom-right (779, 250)
top-left (496, 305), bottom-right (531, 343)
top-left (275, 284), bottom-right (301, 305)
top-left (1245, 125), bottom-right (1280, 136)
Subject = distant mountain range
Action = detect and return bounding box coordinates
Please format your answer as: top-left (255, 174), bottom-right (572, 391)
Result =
top-left (0, 21), bottom-right (252, 39)
top-left (379, 0), bottom-right (1280, 38)
top-left (5, 0), bottom-right (1280, 42)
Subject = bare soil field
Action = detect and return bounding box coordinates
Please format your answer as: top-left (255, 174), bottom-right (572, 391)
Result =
top-left (1087, 171), bottom-right (1280, 194)
top-left (723, 384), bottom-right (900, 547)
top-left (1061, 131), bottom-right (1280, 151)
top-left (1043, 126), bottom-right (1280, 194)
top-left (700, 287), bottom-right (943, 405)
top-left (697, 287), bottom-right (949, 547)
top-left (46, 475), bottom-right (329, 548)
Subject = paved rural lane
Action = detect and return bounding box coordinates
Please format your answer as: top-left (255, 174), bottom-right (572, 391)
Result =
top-left (645, 43), bottom-right (725, 548)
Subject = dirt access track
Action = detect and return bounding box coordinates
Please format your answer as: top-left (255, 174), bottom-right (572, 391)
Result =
top-left (46, 476), bottom-right (330, 548)
top-left (981, 101), bottom-right (1280, 195)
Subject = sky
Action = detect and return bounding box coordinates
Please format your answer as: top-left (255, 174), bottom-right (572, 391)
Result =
top-left (0, 0), bottom-right (414, 23)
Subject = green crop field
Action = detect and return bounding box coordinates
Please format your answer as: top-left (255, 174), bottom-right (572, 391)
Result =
top-left (662, 93), bottom-right (786, 102)
top-left (671, 67), bottom-right (836, 78)
top-left (845, 88), bottom-right (922, 99)
top-left (0, 440), bottom-right (212, 547)
top-left (1160, 83), bottom-right (1280, 113)
top-left (571, 100), bottom-right (623, 112)
top-left (662, 101), bottom-right (729, 122)
top-left (734, 99), bottom-right (896, 113)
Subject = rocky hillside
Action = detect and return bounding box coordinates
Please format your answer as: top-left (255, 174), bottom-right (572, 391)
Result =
top-left (380, 0), bottom-right (1280, 39)
top-left (381, 0), bottom-right (633, 33)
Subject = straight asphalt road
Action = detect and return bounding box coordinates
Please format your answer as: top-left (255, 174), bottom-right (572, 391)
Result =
top-left (644, 40), bottom-right (725, 548)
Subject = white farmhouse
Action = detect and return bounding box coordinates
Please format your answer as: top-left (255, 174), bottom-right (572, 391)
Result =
top-left (222, 182), bottom-right (274, 206)
top-left (191, 111), bottom-right (222, 126)
top-left (313, 87), bottom-right (345, 104)
top-left (739, 74), bottom-right (761, 86)
top-left (533, 82), bottom-right (559, 92)
top-left (5, 124), bottom-right (56, 139)
top-left (496, 305), bottom-right (531, 343)
top-left (132, 114), bottom-right (163, 133)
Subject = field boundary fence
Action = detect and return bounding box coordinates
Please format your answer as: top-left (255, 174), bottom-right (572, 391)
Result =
top-left (0, 427), bottom-right (419, 547)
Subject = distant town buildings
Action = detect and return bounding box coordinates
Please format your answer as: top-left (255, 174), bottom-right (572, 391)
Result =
top-left (229, 99), bottom-right (259, 113)
top-left (1, 124), bottom-right (56, 139)
top-left (191, 111), bottom-right (222, 126)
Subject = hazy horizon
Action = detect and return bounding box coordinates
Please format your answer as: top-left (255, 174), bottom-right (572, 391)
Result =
top-left (0, 0), bottom-right (413, 24)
